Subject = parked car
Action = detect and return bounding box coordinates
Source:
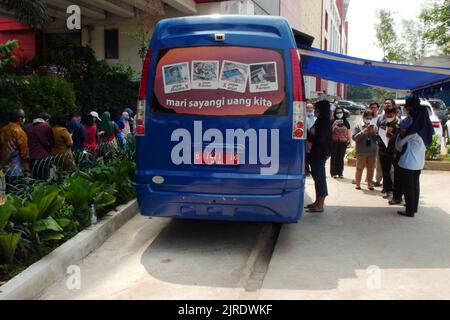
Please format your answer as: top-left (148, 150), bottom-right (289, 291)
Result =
top-left (337, 100), bottom-right (366, 115)
top-left (395, 99), bottom-right (443, 145)
top-left (428, 99), bottom-right (449, 125)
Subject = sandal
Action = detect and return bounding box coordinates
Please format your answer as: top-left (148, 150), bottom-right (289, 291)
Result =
top-left (304, 203), bottom-right (317, 209)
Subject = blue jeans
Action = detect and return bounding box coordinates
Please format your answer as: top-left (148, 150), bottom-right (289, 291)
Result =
top-left (309, 159), bottom-right (328, 197)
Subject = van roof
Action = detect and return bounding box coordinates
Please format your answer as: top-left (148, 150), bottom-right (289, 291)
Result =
top-left (150, 15), bottom-right (295, 49)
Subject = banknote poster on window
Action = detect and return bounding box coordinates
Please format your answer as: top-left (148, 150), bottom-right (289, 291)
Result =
top-left (163, 62), bottom-right (191, 94)
top-left (191, 60), bottom-right (219, 89)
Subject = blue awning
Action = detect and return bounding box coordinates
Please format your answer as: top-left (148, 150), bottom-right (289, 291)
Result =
top-left (298, 46), bottom-right (450, 91)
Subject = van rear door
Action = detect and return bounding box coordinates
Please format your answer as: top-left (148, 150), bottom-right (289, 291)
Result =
top-left (136, 44), bottom-right (304, 196)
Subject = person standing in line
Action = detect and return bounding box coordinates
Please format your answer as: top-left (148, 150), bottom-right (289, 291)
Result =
top-left (123, 107), bottom-right (135, 134)
top-left (369, 102), bottom-right (383, 188)
top-left (68, 112), bottom-right (87, 152)
top-left (395, 97), bottom-right (433, 217)
top-left (50, 115), bottom-right (75, 171)
top-left (305, 100), bottom-right (332, 213)
top-left (376, 106), bottom-right (400, 200)
top-left (82, 112), bottom-right (101, 152)
top-left (98, 111), bottom-right (120, 144)
top-left (25, 112), bottom-right (54, 180)
top-left (305, 101), bottom-right (316, 176)
top-left (330, 106), bottom-right (351, 178)
top-left (0, 109), bottom-right (31, 179)
top-left (352, 110), bottom-right (378, 190)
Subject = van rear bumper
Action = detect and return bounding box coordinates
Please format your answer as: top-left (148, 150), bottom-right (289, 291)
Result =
top-left (136, 183), bottom-right (304, 223)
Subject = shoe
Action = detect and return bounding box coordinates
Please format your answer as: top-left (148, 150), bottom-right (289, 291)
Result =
top-left (304, 203), bottom-right (316, 209)
top-left (397, 211), bottom-right (414, 218)
top-left (381, 188), bottom-right (385, 193)
top-left (333, 175), bottom-right (339, 179)
top-left (355, 186), bottom-right (361, 190)
top-left (382, 192), bottom-right (393, 199)
top-left (306, 207), bottom-right (324, 213)
top-left (368, 187), bottom-right (375, 191)
top-left (338, 175), bottom-right (344, 179)
top-left (389, 199), bottom-right (402, 205)
top-left (374, 182), bottom-right (382, 187)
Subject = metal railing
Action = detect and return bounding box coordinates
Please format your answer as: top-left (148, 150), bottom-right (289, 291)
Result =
top-left (2, 135), bottom-right (135, 197)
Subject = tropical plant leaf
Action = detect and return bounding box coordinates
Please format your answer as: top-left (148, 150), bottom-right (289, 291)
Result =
top-left (15, 203), bottom-right (40, 223)
top-left (38, 231), bottom-right (64, 242)
top-left (54, 218), bottom-right (71, 229)
top-left (0, 203), bottom-right (16, 231)
top-left (0, 232), bottom-right (21, 263)
top-left (94, 192), bottom-right (116, 210)
top-left (33, 216), bottom-right (63, 233)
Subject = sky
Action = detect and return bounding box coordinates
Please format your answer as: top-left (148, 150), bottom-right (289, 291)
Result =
top-left (347, 0), bottom-right (428, 61)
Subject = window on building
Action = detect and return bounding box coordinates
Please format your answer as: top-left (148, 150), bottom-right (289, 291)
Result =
top-left (325, 11), bottom-right (328, 31)
top-left (104, 29), bottom-right (118, 59)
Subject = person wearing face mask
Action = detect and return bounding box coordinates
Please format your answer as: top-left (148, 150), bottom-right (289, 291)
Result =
top-left (330, 107), bottom-right (351, 178)
top-left (377, 106), bottom-right (400, 200)
top-left (305, 101), bottom-right (316, 176)
top-left (395, 97), bottom-right (434, 217)
top-left (352, 110), bottom-right (378, 190)
top-left (305, 100), bottom-right (332, 213)
top-left (0, 108), bottom-right (31, 180)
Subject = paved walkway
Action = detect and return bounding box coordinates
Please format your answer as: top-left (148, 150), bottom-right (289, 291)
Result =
top-left (38, 166), bottom-right (450, 299)
top-left (260, 166), bottom-right (450, 299)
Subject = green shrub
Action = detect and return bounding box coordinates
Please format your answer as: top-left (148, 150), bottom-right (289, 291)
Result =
top-left (45, 36), bottom-right (138, 114)
top-left (0, 73), bottom-right (76, 125)
top-left (426, 135), bottom-right (441, 160)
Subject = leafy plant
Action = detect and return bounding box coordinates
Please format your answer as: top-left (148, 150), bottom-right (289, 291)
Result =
top-left (0, 203), bottom-right (21, 263)
top-left (12, 185), bottom-right (66, 243)
top-left (426, 135), bottom-right (441, 160)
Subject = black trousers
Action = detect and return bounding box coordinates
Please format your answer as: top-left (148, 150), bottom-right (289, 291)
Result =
top-left (330, 140), bottom-right (347, 176)
top-left (398, 166), bottom-right (421, 214)
top-left (392, 161), bottom-right (403, 201)
top-left (379, 153), bottom-right (394, 193)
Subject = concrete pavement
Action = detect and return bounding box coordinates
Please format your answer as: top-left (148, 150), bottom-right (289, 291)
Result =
top-left (37, 166), bottom-right (450, 299)
top-left (260, 166), bottom-right (450, 299)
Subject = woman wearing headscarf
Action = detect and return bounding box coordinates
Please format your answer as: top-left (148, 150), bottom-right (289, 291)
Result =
top-left (330, 106), bottom-right (351, 178)
top-left (98, 111), bottom-right (119, 144)
top-left (395, 97), bottom-right (434, 218)
top-left (305, 100), bottom-right (332, 212)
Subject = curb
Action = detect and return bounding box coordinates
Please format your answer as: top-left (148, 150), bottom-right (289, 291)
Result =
top-left (346, 157), bottom-right (450, 171)
top-left (0, 199), bottom-right (138, 300)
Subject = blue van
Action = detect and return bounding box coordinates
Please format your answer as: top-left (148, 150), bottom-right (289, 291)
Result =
top-left (135, 15), bottom-right (307, 223)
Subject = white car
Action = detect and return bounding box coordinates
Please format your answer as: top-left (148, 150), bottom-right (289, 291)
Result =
top-left (395, 99), bottom-right (443, 145)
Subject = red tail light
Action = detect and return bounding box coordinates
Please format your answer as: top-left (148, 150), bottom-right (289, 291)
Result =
top-left (290, 48), bottom-right (305, 140)
top-left (432, 121), bottom-right (440, 128)
top-left (136, 49), bottom-right (152, 136)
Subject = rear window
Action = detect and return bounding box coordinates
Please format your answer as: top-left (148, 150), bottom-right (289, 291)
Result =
top-left (399, 104), bottom-right (432, 117)
top-left (152, 46), bottom-right (286, 116)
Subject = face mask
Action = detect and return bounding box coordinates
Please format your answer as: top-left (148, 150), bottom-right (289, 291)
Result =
top-left (307, 112), bottom-right (314, 118)
top-left (336, 113), bottom-right (343, 119)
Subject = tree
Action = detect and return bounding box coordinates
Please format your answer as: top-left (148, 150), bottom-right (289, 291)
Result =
top-left (123, 0), bottom-right (165, 61)
top-left (347, 85), bottom-right (374, 100)
top-left (401, 19), bottom-right (427, 63)
top-left (0, 0), bottom-right (49, 28)
top-left (374, 9), bottom-right (406, 62)
top-left (420, 0), bottom-right (450, 55)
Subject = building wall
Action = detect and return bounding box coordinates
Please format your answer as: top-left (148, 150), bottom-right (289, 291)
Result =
top-left (0, 18), bottom-right (37, 61)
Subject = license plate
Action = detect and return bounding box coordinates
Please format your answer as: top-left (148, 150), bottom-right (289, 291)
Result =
top-left (194, 150), bottom-right (240, 165)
